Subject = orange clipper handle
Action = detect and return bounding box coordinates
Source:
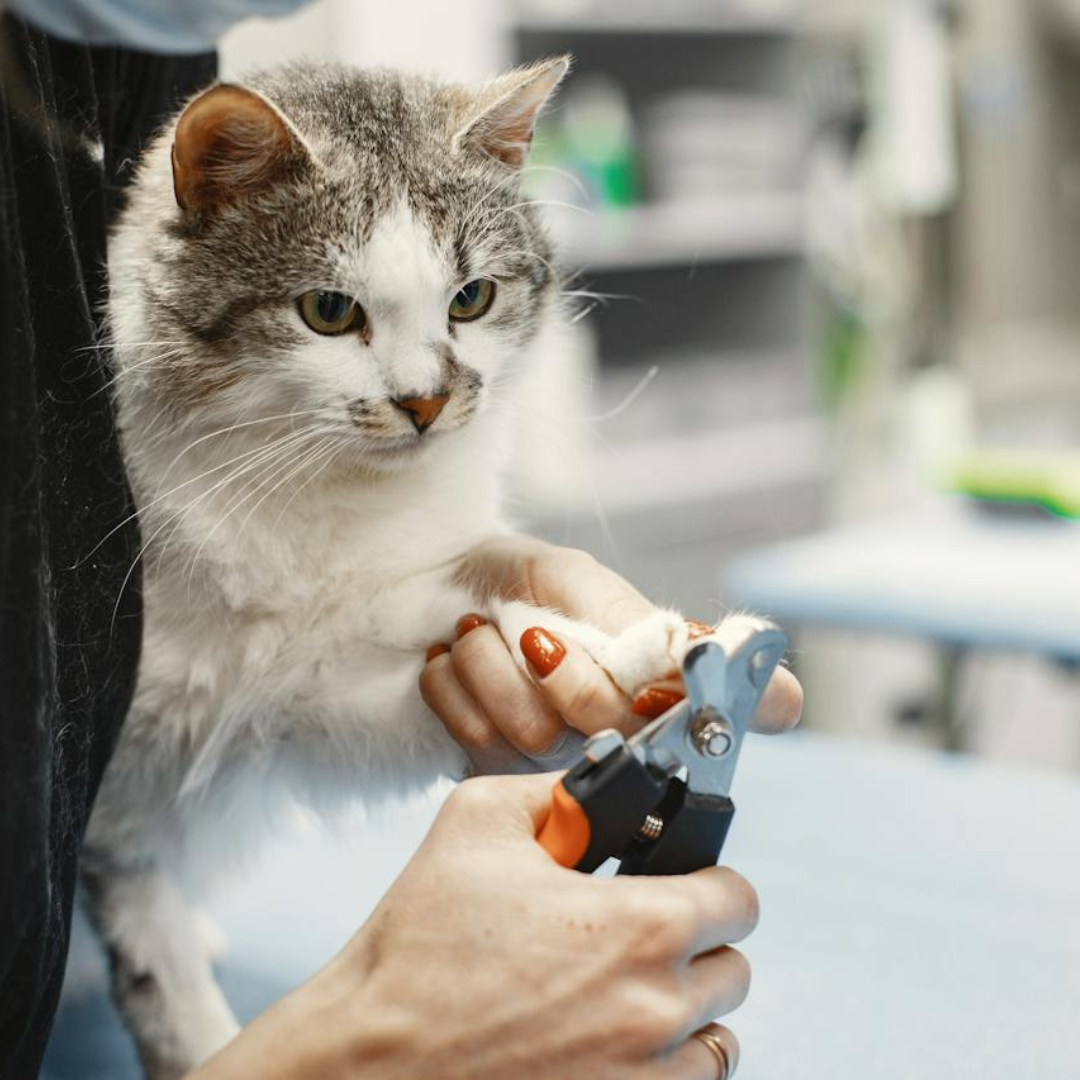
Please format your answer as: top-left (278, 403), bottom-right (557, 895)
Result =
top-left (536, 743), bottom-right (667, 874)
top-left (537, 779), bottom-right (592, 869)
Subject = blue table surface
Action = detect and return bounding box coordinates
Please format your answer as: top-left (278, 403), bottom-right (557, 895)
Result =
top-left (46, 733), bottom-right (1080, 1079)
top-left (723, 502), bottom-right (1080, 659)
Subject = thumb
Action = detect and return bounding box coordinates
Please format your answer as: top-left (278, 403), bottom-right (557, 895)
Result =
top-left (444, 770), bottom-right (565, 840)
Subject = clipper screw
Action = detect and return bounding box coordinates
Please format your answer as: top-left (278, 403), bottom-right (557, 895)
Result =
top-left (690, 709), bottom-right (734, 758)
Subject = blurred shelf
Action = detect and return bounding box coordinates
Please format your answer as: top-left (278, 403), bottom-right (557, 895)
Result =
top-left (592, 351), bottom-right (815, 444)
top-left (528, 414), bottom-right (828, 519)
top-left (516, 5), bottom-right (799, 37)
top-left (548, 194), bottom-right (804, 272)
top-left (593, 414), bottom-right (826, 513)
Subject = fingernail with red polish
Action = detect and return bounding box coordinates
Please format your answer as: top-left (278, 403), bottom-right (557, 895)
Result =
top-left (632, 687), bottom-right (685, 719)
top-left (455, 613), bottom-right (487, 639)
top-left (520, 627), bottom-right (566, 678)
top-left (426, 643), bottom-right (451, 662)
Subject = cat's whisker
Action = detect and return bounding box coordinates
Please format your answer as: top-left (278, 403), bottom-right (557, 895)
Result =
top-left (271, 440), bottom-right (346, 528)
top-left (180, 428), bottom-right (343, 595)
top-left (149, 428), bottom-right (321, 572)
top-left (90, 347), bottom-right (187, 398)
top-left (494, 199), bottom-right (591, 228)
top-left (77, 426), bottom-right (319, 568)
top-left (561, 283), bottom-right (637, 324)
top-left (161, 428), bottom-right (313, 497)
top-left (585, 366), bottom-right (660, 423)
top-left (510, 198), bottom-right (590, 215)
top-left (243, 436), bottom-right (342, 544)
top-left (568, 301), bottom-right (598, 324)
top-left (159, 435), bottom-right (320, 600)
top-left (138, 401), bottom-right (192, 451)
top-left (490, 382), bottom-right (626, 554)
top-left (110, 487), bottom-right (208, 633)
top-left (141, 405), bottom-right (312, 459)
top-left (483, 206), bottom-right (537, 247)
top-left (490, 246), bottom-right (560, 279)
top-left (562, 287), bottom-right (628, 304)
top-left (458, 169), bottom-right (525, 227)
top-left (146, 438), bottom-right (318, 592)
top-left (74, 340), bottom-right (188, 352)
top-left (232, 434), bottom-right (338, 544)
top-left (518, 162), bottom-right (591, 201)
top-left (157, 407), bottom-right (341, 484)
top-left (471, 209), bottom-right (543, 256)
top-left (117, 430), bottom-right (305, 619)
top-left (175, 443), bottom-right (315, 598)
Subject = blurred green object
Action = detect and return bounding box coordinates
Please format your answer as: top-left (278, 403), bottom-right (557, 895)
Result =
top-left (561, 75), bottom-right (639, 209)
top-left (946, 448), bottom-right (1080, 520)
top-left (524, 118), bottom-right (569, 194)
top-left (819, 305), bottom-right (866, 410)
top-left (526, 78), bottom-right (640, 211)
top-left (592, 150), bottom-right (638, 208)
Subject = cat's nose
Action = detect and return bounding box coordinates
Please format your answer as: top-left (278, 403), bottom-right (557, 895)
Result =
top-left (393, 394), bottom-right (450, 433)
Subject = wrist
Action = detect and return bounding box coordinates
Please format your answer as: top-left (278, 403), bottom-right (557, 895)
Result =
top-left (188, 953), bottom-right (418, 1079)
top-left (316, 954), bottom-right (423, 1077)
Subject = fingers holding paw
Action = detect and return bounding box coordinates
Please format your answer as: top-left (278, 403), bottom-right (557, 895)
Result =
top-left (518, 626), bottom-right (640, 737)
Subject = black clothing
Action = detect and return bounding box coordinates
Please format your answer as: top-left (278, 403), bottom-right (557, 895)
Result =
top-left (0, 17), bottom-right (215, 1075)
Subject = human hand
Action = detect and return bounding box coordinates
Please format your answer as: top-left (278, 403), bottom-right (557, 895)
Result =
top-left (421, 535), bottom-right (802, 772)
top-left (191, 772), bottom-right (754, 1079)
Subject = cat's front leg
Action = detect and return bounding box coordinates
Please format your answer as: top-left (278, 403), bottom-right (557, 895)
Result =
top-left (82, 735), bottom-right (240, 1080)
top-left (80, 856), bottom-right (240, 1080)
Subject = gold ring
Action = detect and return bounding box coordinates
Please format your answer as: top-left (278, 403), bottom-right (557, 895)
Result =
top-left (691, 1023), bottom-right (730, 1080)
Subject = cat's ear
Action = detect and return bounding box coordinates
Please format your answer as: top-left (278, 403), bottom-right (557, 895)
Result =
top-left (171, 84), bottom-right (312, 216)
top-left (454, 55), bottom-right (570, 170)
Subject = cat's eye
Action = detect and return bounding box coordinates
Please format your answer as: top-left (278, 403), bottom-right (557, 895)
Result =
top-left (298, 290), bottom-right (365, 335)
top-left (448, 279), bottom-right (496, 322)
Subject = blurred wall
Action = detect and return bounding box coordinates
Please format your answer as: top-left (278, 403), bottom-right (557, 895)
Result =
top-left (219, 0), bottom-right (334, 78)
top-left (949, 0), bottom-right (1080, 447)
top-left (220, 0), bottom-right (507, 82)
top-left (954, 0), bottom-right (1080, 330)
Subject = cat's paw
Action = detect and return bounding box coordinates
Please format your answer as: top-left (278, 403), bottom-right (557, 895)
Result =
top-left (591, 609), bottom-right (689, 697)
top-left (592, 611), bottom-right (775, 699)
top-left (493, 599), bottom-right (772, 702)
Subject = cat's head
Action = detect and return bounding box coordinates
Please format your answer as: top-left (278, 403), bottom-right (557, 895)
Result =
top-left (120, 58), bottom-right (569, 471)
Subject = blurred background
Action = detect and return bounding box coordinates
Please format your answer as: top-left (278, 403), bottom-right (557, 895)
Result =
top-left (218, 0), bottom-right (1080, 775)
top-left (40, 4), bottom-right (1080, 1074)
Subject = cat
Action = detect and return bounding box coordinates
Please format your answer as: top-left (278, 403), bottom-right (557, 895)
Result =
top-left (84, 56), bottom-right (731, 1078)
